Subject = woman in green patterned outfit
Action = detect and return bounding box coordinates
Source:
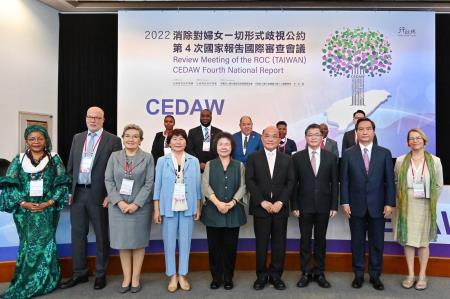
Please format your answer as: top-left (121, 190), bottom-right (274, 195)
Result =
top-left (0, 125), bottom-right (70, 299)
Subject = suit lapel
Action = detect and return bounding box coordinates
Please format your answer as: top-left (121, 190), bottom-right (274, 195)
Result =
top-left (260, 151), bottom-right (272, 180)
top-left (92, 132), bottom-right (107, 169)
top-left (316, 150), bottom-right (326, 177)
top-left (355, 145), bottom-right (368, 177)
top-left (74, 131), bottom-right (88, 174)
top-left (368, 145), bottom-right (378, 176)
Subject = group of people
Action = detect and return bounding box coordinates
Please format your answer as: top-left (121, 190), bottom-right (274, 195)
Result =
top-left (0, 106), bottom-right (443, 298)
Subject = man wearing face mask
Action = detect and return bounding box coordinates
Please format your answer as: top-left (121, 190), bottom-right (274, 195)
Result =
top-left (187, 109), bottom-right (222, 171)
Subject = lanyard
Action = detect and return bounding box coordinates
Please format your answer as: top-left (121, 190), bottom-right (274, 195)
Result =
top-left (83, 133), bottom-right (103, 154)
top-left (410, 159), bottom-right (426, 181)
top-left (124, 160), bottom-right (133, 176)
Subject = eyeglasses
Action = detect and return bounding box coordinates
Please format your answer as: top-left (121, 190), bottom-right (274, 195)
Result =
top-left (27, 137), bottom-right (45, 143)
top-left (86, 115), bottom-right (103, 121)
top-left (408, 137), bottom-right (423, 141)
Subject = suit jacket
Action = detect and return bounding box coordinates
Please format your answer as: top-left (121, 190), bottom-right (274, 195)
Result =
top-left (187, 125), bottom-right (222, 164)
top-left (324, 137), bottom-right (339, 158)
top-left (151, 131), bottom-right (166, 164)
top-left (153, 152), bottom-right (201, 217)
top-left (67, 130), bottom-right (122, 203)
top-left (342, 129), bottom-right (378, 153)
top-left (340, 144), bottom-right (395, 218)
top-left (245, 150), bottom-right (295, 218)
top-left (232, 131), bottom-right (262, 164)
top-left (278, 138), bottom-right (297, 156)
top-left (291, 148), bottom-right (338, 213)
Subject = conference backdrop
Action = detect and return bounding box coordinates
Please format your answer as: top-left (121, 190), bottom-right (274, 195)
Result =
top-left (1, 10), bottom-right (448, 261)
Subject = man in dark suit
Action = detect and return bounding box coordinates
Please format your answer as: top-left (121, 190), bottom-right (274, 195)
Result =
top-left (276, 121), bottom-right (297, 155)
top-left (319, 123), bottom-right (339, 158)
top-left (340, 117), bottom-right (395, 291)
top-left (151, 115), bottom-right (175, 163)
top-left (187, 109), bottom-right (222, 171)
top-left (233, 115), bottom-right (262, 164)
top-left (341, 110), bottom-right (377, 153)
top-left (292, 124), bottom-right (338, 289)
top-left (60, 106), bottom-right (122, 290)
top-left (246, 126), bottom-right (295, 291)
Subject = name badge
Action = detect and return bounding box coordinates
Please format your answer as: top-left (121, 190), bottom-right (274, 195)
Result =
top-left (80, 156), bottom-right (94, 173)
top-left (120, 178), bottom-right (134, 196)
top-left (202, 141), bottom-right (210, 152)
top-left (413, 182), bottom-right (426, 198)
top-left (164, 147), bottom-right (172, 156)
top-left (29, 179), bottom-right (44, 197)
top-left (172, 183), bottom-right (188, 211)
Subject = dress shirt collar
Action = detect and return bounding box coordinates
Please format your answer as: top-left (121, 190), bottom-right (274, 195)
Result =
top-left (264, 148), bottom-right (277, 159)
top-left (308, 146), bottom-right (321, 157)
top-left (88, 128), bottom-right (103, 136)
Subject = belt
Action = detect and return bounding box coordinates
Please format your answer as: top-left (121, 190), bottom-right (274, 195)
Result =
top-left (76, 183), bottom-right (91, 188)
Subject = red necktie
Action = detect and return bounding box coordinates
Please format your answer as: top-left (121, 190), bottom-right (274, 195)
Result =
top-left (320, 140), bottom-right (325, 149)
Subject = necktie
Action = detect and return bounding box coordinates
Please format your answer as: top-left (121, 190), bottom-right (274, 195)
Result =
top-left (268, 152), bottom-right (275, 177)
top-left (244, 135), bottom-right (248, 148)
top-left (320, 140), bottom-right (325, 149)
top-left (87, 132), bottom-right (96, 155)
top-left (204, 127), bottom-right (210, 142)
top-left (363, 148), bottom-right (370, 174)
top-left (311, 151), bottom-right (317, 176)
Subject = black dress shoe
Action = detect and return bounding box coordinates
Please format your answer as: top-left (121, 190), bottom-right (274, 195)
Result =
top-left (223, 281), bottom-right (234, 290)
top-left (94, 277), bottom-right (106, 290)
top-left (370, 277), bottom-right (384, 291)
top-left (351, 277), bottom-right (364, 289)
top-left (316, 274), bottom-right (331, 288)
top-left (253, 277), bottom-right (267, 290)
top-left (118, 284), bottom-right (130, 293)
top-left (131, 285), bottom-right (142, 293)
top-left (210, 280), bottom-right (221, 289)
top-left (296, 273), bottom-right (312, 288)
top-left (59, 275), bottom-right (89, 289)
top-left (269, 277), bottom-right (286, 290)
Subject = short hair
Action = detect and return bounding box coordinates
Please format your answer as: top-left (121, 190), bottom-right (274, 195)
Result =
top-left (122, 124), bottom-right (144, 140)
top-left (355, 117), bottom-right (376, 131)
top-left (407, 128), bottom-right (428, 145)
top-left (239, 115), bottom-right (252, 123)
top-left (304, 123), bottom-right (322, 136)
top-left (212, 132), bottom-right (235, 156)
top-left (164, 115), bottom-right (175, 121)
top-left (166, 128), bottom-right (188, 144)
top-left (353, 110), bottom-right (366, 117)
top-left (276, 121), bottom-right (287, 127)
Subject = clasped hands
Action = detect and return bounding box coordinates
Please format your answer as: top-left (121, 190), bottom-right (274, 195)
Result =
top-left (341, 204), bottom-right (392, 219)
top-left (215, 200), bottom-right (236, 214)
top-left (21, 199), bottom-right (55, 212)
top-left (117, 200), bottom-right (139, 214)
top-left (261, 200), bottom-right (283, 214)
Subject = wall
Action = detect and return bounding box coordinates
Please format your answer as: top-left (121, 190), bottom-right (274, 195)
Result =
top-left (0, 0), bottom-right (59, 160)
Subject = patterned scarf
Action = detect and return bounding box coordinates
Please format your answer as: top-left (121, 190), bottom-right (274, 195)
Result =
top-left (396, 151), bottom-right (438, 245)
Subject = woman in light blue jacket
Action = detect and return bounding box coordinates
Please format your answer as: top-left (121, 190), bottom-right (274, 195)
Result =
top-left (153, 128), bottom-right (201, 293)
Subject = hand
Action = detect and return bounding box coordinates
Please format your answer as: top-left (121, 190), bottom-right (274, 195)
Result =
top-left (68, 195), bottom-right (73, 205)
top-left (261, 200), bottom-right (273, 214)
top-left (383, 205), bottom-right (393, 219)
top-left (329, 210), bottom-right (337, 218)
top-left (127, 203), bottom-right (139, 214)
top-left (118, 201), bottom-right (129, 213)
top-left (200, 162), bottom-right (206, 170)
top-left (153, 210), bottom-right (162, 224)
top-left (293, 210), bottom-right (300, 218)
top-left (271, 201), bottom-right (283, 214)
top-left (102, 197), bottom-right (109, 208)
top-left (342, 204), bottom-right (351, 219)
top-left (29, 203), bottom-right (43, 213)
top-left (215, 201), bottom-right (230, 214)
top-left (194, 208), bottom-right (201, 221)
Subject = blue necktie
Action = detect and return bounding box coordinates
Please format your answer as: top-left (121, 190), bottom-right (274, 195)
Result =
top-left (204, 127), bottom-right (210, 142)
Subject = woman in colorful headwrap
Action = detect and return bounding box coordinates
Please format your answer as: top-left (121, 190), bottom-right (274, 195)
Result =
top-left (0, 125), bottom-right (70, 299)
top-left (393, 128), bottom-right (443, 291)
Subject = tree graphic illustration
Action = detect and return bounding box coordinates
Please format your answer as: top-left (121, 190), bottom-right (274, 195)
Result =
top-left (322, 28), bottom-right (393, 106)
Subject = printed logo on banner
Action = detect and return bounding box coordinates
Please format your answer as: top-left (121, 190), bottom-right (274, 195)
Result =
top-left (397, 27), bottom-right (416, 37)
top-left (321, 27), bottom-right (393, 132)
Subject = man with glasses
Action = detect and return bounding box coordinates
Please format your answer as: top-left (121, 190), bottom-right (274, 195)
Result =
top-left (246, 126), bottom-right (295, 291)
top-left (292, 124), bottom-right (338, 289)
top-left (340, 118), bottom-right (395, 291)
top-left (61, 106), bottom-right (122, 290)
top-left (187, 109), bottom-right (222, 171)
top-left (342, 110), bottom-right (378, 153)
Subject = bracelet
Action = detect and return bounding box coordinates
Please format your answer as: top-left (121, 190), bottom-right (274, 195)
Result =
top-left (19, 201), bottom-right (26, 207)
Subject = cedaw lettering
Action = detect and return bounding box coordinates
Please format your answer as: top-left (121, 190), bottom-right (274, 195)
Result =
top-left (146, 98), bottom-right (225, 115)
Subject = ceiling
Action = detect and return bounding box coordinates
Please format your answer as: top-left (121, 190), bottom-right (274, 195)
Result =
top-left (39, 0), bottom-right (450, 12)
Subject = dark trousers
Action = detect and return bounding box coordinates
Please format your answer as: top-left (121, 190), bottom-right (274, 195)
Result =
top-left (349, 212), bottom-right (385, 279)
top-left (253, 216), bottom-right (288, 280)
top-left (299, 212), bottom-right (330, 275)
top-left (206, 226), bottom-right (240, 282)
top-left (70, 187), bottom-right (109, 278)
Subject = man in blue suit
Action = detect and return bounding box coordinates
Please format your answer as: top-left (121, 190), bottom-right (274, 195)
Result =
top-left (340, 118), bottom-right (395, 291)
top-left (232, 116), bottom-right (262, 164)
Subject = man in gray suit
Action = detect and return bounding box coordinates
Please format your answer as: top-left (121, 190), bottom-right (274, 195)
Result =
top-left (319, 123), bottom-right (339, 158)
top-left (60, 106), bottom-right (122, 290)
